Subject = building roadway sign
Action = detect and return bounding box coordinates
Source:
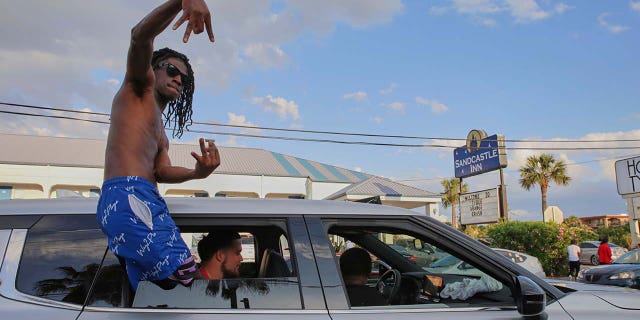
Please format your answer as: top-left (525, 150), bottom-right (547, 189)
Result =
top-left (615, 155), bottom-right (640, 196)
top-left (460, 188), bottom-right (500, 225)
top-left (454, 133), bottom-right (507, 178)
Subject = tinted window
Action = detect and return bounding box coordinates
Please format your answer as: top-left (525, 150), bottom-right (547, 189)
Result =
top-left (17, 215), bottom-right (106, 305)
top-left (580, 243), bottom-right (596, 249)
top-left (88, 219), bottom-right (303, 309)
top-left (133, 278), bottom-right (301, 309)
top-left (86, 250), bottom-right (127, 307)
top-left (328, 221), bottom-right (514, 309)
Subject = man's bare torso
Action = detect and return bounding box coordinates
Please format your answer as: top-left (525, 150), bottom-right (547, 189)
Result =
top-left (104, 82), bottom-right (167, 183)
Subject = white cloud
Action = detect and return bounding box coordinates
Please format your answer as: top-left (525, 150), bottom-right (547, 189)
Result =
top-left (0, 0), bottom-right (403, 138)
top-left (343, 91), bottom-right (368, 101)
top-left (554, 3), bottom-right (573, 14)
top-left (373, 117), bottom-right (383, 124)
top-left (106, 78), bottom-right (120, 86)
top-left (243, 43), bottom-right (288, 67)
top-left (632, 1), bottom-right (640, 12)
top-left (443, 0), bottom-right (572, 25)
top-left (380, 83), bottom-right (398, 94)
top-left (505, 0), bottom-right (549, 22)
top-left (388, 102), bottom-right (406, 111)
top-left (598, 13), bottom-right (629, 34)
top-left (415, 96), bottom-right (449, 114)
top-left (251, 95), bottom-right (300, 120)
top-left (218, 113), bottom-right (262, 147)
top-left (453, 0), bottom-right (504, 15)
top-left (354, 166), bottom-right (362, 172)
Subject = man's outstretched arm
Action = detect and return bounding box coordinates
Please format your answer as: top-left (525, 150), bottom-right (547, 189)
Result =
top-left (125, 0), bottom-right (214, 91)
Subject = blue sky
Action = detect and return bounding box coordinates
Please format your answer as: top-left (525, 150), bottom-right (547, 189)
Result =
top-left (1, 0), bottom-right (639, 221)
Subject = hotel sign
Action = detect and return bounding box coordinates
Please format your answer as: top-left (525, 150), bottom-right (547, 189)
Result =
top-left (615, 155), bottom-right (640, 196)
top-left (454, 130), bottom-right (508, 178)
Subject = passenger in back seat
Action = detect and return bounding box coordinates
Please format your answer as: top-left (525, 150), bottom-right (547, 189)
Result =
top-left (197, 231), bottom-right (243, 280)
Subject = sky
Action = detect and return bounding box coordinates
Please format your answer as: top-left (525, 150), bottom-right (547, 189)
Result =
top-left (1, 0), bottom-right (639, 222)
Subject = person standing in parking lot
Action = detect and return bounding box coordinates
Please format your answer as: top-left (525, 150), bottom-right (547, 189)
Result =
top-left (566, 239), bottom-right (581, 280)
top-left (97, 0), bottom-right (219, 291)
top-left (598, 237), bottom-right (613, 265)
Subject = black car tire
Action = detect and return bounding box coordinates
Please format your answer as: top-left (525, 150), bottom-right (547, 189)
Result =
top-left (590, 255), bottom-right (599, 266)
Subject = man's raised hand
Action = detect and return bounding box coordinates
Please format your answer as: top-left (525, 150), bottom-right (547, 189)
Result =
top-left (191, 138), bottom-right (220, 179)
top-left (173, 0), bottom-right (215, 43)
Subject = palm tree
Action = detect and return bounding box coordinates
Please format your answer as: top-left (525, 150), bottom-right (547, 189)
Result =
top-left (519, 153), bottom-right (571, 220)
top-left (441, 178), bottom-right (468, 229)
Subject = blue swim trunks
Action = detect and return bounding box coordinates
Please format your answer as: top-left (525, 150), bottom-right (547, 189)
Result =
top-left (96, 176), bottom-right (193, 290)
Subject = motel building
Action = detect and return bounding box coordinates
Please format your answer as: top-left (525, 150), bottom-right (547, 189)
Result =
top-left (0, 133), bottom-right (442, 218)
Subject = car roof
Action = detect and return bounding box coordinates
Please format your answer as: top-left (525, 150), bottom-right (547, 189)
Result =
top-left (0, 197), bottom-right (425, 217)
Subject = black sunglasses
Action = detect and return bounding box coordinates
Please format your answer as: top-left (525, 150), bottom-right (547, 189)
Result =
top-left (158, 62), bottom-right (188, 82)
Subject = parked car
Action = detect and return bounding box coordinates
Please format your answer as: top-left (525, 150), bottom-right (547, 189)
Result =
top-left (493, 248), bottom-right (546, 278)
top-left (423, 248), bottom-right (546, 279)
top-left (1, 197), bottom-right (639, 319)
top-left (580, 241), bottom-right (628, 265)
top-left (393, 238), bottom-right (446, 267)
top-left (577, 249), bottom-right (640, 289)
top-left (388, 244), bottom-right (416, 263)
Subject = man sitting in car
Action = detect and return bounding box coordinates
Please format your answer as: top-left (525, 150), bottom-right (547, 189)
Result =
top-left (197, 231), bottom-right (244, 279)
top-left (340, 247), bottom-right (388, 307)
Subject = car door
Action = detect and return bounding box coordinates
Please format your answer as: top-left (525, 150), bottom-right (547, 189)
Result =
top-left (305, 215), bottom-right (572, 320)
top-left (76, 216), bottom-right (330, 320)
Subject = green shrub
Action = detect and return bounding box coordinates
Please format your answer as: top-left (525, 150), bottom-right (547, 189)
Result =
top-left (487, 221), bottom-right (597, 277)
top-left (597, 225), bottom-right (631, 249)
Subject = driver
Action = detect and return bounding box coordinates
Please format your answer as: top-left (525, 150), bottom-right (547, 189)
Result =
top-left (340, 247), bottom-right (388, 307)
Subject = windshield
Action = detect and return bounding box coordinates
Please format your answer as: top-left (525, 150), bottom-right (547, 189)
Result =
top-left (613, 250), bottom-right (640, 264)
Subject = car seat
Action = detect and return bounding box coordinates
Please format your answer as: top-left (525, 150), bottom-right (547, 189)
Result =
top-left (258, 249), bottom-right (291, 278)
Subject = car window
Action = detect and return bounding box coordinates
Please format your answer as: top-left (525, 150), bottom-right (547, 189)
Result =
top-left (328, 222), bottom-right (514, 309)
top-left (88, 219), bottom-right (302, 309)
top-left (614, 250), bottom-right (640, 264)
top-left (16, 215), bottom-right (106, 305)
top-left (580, 242), bottom-right (596, 249)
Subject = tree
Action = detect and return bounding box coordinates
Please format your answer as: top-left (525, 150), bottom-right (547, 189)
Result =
top-left (441, 178), bottom-right (468, 229)
top-left (562, 215), bottom-right (584, 228)
top-left (519, 153), bottom-right (571, 220)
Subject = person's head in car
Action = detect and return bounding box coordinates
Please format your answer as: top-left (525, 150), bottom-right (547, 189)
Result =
top-left (340, 247), bottom-right (389, 306)
top-left (197, 231), bottom-right (243, 280)
top-left (340, 247), bottom-right (373, 286)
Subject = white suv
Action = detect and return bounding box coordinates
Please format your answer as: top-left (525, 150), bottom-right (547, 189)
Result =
top-left (1, 197), bottom-right (639, 319)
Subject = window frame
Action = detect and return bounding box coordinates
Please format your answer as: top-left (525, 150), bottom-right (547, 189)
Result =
top-left (82, 215), bottom-right (327, 312)
top-left (15, 214), bottom-right (107, 306)
top-left (307, 214), bottom-right (563, 312)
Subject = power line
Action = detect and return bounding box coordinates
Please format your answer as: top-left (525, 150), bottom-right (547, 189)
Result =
top-left (2, 101), bottom-right (640, 144)
top-left (3, 108), bottom-right (640, 151)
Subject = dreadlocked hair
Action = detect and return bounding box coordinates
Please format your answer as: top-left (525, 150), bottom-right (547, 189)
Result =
top-left (152, 47), bottom-right (195, 139)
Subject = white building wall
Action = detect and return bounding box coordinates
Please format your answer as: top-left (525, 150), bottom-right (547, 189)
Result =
top-left (0, 164), bottom-right (322, 200)
top-left (311, 181), bottom-right (352, 200)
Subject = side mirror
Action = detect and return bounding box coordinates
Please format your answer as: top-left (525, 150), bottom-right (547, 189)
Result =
top-left (515, 276), bottom-right (546, 317)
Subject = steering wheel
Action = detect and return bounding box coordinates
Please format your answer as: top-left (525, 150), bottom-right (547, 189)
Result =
top-left (375, 269), bottom-right (401, 303)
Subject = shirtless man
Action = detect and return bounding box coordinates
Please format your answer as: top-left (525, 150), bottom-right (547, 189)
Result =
top-left (97, 0), bottom-right (219, 290)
